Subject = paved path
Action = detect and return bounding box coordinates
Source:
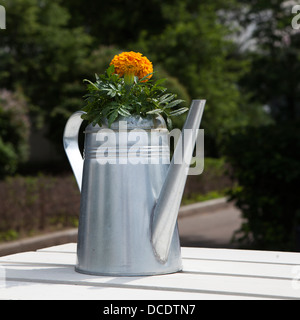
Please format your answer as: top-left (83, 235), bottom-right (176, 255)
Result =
top-left (178, 205), bottom-right (242, 248)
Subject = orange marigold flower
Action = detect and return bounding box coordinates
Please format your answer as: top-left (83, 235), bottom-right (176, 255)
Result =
top-left (110, 51), bottom-right (153, 83)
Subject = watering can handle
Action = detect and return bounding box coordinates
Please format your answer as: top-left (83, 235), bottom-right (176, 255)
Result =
top-left (63, 111), bottom-right (86, 191)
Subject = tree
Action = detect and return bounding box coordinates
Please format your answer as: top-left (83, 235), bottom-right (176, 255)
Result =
top-left (223, 120), bottom-right (300, 251)
top-left (64, 0), bottom-right (168, 46)
top-left (0, 89), bottom-right (30, 178)
top-left (221, 0), bottom-right (300, 250)
top-left (0, 0), bottom-right (92, 144)
top-left (0, 0), bottom-right (273, 161)
top-left (133, 0), bottom-right (253, 153)
top-left (237, 0), bottom-right (300, 122)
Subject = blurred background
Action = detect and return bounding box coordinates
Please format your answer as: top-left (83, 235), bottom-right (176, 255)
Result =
top-left (0, 0), bottom-right (299, 251)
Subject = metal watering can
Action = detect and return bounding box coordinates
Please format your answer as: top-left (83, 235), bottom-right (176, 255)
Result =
top-left (63, 100), bottom-right (205, 276)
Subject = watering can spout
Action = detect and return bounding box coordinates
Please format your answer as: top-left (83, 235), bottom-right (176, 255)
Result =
top-left (151, 100), bottom-right (205, 263)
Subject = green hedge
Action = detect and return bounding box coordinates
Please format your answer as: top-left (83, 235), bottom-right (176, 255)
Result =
top-left (0, 175), bottom-right (80, 242)
top-left (223, 121), bottom-right (300, 251)
top-left (0, 158), bottom-right (232, 242)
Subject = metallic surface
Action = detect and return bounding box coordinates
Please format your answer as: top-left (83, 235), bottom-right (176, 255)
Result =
top-left (151, 100), bottom-right (206, 262)
top-left (63, 111), bottom-right (85, 190)
top-left (63, 114), bottom-right (182, 275)
top-left (63, 100), bottom-right (205, 275)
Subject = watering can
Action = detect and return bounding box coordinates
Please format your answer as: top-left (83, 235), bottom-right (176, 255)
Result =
top-left (63, 100), bottom-right (205, 275)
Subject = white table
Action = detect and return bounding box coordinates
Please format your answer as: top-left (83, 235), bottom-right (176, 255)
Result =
top-left (0, 243), bottom-right (299, 300)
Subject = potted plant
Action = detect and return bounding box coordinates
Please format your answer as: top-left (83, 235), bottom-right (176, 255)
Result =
top-left (80, 51), bottom-right (188, 128)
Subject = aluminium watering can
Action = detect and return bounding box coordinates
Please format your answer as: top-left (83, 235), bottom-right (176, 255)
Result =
top-left (63, 100), bottom-right (205, 276)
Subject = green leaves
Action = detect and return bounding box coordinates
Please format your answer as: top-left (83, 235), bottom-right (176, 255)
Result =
top-left (145, 93), bottom-right (187, 128)
top-left (82, 66), bottom-right (187, 129)
top-left (169, 107), bottom-right (189, 116)
top-left (106, 64), bottom-right (115, 77)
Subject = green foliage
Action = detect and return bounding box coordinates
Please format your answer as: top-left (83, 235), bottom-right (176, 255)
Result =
top-left (236, 0), bottom-right (300, 122)
top-left (151, 66), bottom-right (191, 130)
top-left (64, 0), bottom-right (263, 146)
top-left (0, 229), bottom-right (19, 242)
top-left (182, 190), bottom-right (226, 206)
top-left (184, 157), bottom-right (234, 199)
top-left (223, 121), bottom-right (300, 251)
top-left (0, 0), bottom-right (93, 146)
top-left (81, 65), bottom-right (187, 129)
top-left (134, 0), bottom-right (250, 145)
top-left (64, 0), bottom-right (168, 46)
top-left (0, 0), bottom-right (290, 164)
top-left (0, 89), bottom-right (30, 178)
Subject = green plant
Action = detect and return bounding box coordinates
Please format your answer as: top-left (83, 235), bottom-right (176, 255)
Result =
top-left (0, 89), bottom-right (30, 178)
top-left (223, 121), bottom-right (300, 251)
top-left (81, 52), bottom-right (187, 129)
top-left (0, 229), bottom-right (19, 242)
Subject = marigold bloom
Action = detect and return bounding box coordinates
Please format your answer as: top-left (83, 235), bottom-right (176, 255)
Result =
top-left (110, 51), bottom-right (153, 84)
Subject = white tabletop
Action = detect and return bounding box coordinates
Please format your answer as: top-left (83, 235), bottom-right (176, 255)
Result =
top-left (0, 243), bottom-right (299, 300)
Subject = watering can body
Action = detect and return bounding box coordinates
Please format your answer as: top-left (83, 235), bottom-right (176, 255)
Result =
top-left (63, 100), bottom-right (205, 276)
